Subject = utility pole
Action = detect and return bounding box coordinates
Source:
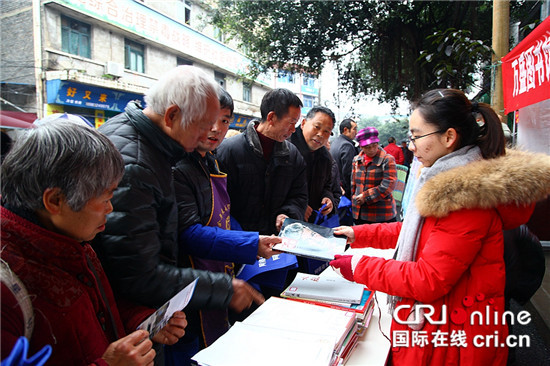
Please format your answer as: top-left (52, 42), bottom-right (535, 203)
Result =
top-left (491, 0), bottom-right (510, 119)
top-left (33, 0), bottom-right (43, 119)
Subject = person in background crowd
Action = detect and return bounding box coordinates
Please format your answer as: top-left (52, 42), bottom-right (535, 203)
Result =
top-left (351, 126), bottom-right (397, 224)
top-left (289, 106), bottom-right (336, 223)
top-left (1, 120), bottom-right (187, 365)
top-left (324, 138), bottom-right (343, 209)
top-left (330, 118), bottom-right (358, 201)
top-left (173, 88), bottom-right (281, 348)
top-left (330, 88), bottom-right (550, 365)
top-left (216, 88), bottom-right (308, 236)
top-left (384, 136), bottom-right (404, 165)
top-left (94, 66), bottom-right (263, 365)
top-left (401, 140), bottom-right (414, 168)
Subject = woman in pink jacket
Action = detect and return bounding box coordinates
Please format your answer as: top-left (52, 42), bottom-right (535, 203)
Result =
top-left (330, 89), bottom-right (550, 365)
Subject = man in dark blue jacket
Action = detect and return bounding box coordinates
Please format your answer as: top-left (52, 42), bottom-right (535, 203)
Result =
top-left (217, 88), bottom-right (308, 236)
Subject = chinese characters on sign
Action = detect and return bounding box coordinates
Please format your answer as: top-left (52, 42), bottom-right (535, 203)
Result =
top-left (510, 35), bottom-right (550, 98)
top-left (62, 0), bottom-right (248, 76)
top-left (230, 113), bottom-right (253, 129)
top-left (46, 79), bottom-right (144, 112)
top-left (502, 17), bottom-right (550, 113)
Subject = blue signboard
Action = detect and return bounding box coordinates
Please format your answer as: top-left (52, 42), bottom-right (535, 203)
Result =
top-left (230, 113), bottom-right (255, 130)
top-left (46, 79), bottom-right (145, 112)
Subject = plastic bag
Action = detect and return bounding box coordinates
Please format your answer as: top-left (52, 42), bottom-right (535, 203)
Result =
top-left (1, 337), bottom-right (51, 366)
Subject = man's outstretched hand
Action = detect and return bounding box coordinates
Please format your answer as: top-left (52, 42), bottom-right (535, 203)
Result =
top-left (229, 279), bottom-right (265, 313)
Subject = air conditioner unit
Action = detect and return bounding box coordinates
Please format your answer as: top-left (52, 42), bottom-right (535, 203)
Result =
top-left (105, 61), bottom-right (124, 78)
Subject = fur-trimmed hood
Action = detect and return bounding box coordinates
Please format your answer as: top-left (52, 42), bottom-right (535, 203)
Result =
top-left (416, 149), bottom-right (550, 218)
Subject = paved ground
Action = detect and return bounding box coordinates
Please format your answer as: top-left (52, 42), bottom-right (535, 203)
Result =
top-left (507, 299), bottom-right (550, 365)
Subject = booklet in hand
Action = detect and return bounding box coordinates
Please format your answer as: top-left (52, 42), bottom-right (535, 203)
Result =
top-left (273, 218), bottom-right (347, 261)
top-left (137, 278), bottom-right (197, 339)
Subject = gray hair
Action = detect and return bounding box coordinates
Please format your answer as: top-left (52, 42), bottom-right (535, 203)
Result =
top-left (144, 65), bottom-right (220, 129)
top-left (1, 120), bottom-right (124, 212)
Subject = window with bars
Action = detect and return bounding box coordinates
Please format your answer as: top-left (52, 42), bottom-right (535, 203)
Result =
top-left (184, 0), bottom-right (192, 24)
top-left (125, 39), bottom-right (144, 73)
top-left (243, 82), bottom-right (252, 102)
top-left (177, 57), bottom-right (193, 66)
top-left (61, 16), bottom-right (91, 58)
top-left (303, 74), bottom-right (315, 87)
top-left (303, 95), bottom-right (315, 108)
top-left (215, 71), bottom-right (226, 89)
top-left (177, 0), bottom-right (192, 25)
top-left (277, 70), bottom-right (295, 84)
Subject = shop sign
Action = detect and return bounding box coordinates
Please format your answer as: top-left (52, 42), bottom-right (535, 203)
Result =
top-left (46, 79), bottom-right (144, 112)
top-left (502, 16), bottom-right (550, 114)
top-left (230, 113), bottom-right (255, 130)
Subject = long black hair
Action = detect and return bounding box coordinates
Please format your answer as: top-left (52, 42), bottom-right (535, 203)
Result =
top-left (412, 89), bottom-right (505, 159)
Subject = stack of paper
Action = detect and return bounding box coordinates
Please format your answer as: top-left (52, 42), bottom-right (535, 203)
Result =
top-left (191, 322), bottom-right (335, 366)
top-left (331, 321), bottom-right (360, 366)
top-left (244, 297), bottom-right (356, 355)
top-left (281, 272), bottom-right (375, 333)
top-left (191, 297), bottom-right (357, 366)
top-left (281, 272), bottom-right (365, 304)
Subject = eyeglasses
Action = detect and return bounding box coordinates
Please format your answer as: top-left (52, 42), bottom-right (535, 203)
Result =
top-left (407, 130), bottom-right (444, 148)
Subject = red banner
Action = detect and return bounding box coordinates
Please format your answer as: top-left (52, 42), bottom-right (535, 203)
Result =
top-left (502, 16), bottom-right (550, 114)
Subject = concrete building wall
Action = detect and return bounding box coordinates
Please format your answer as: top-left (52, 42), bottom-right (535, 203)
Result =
top-left (145, 45), bottom-right (178, 80)
top-left (0, 1), bottom-right (35, 85)
top-left (0, 0), bottom-right (314, 122)
top-left (43, 8), bottom-right (60, 51)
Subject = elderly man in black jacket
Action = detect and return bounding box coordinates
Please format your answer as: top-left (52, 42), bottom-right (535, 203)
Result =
top-left (95, 66), bottom-right (263, 365)
top-left (217, 88), bottom-right (308, 235)
top-left (289, 106), bottom-right (337, 223)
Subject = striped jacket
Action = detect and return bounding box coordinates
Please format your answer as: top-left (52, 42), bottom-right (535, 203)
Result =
top-left (351, 148), bottom-right (397, 222)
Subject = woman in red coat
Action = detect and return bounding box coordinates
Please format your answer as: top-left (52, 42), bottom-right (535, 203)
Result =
top-left (1, 119), bottom-right (187, 365)
top-left (330, 89), bottom-right (550, 365)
